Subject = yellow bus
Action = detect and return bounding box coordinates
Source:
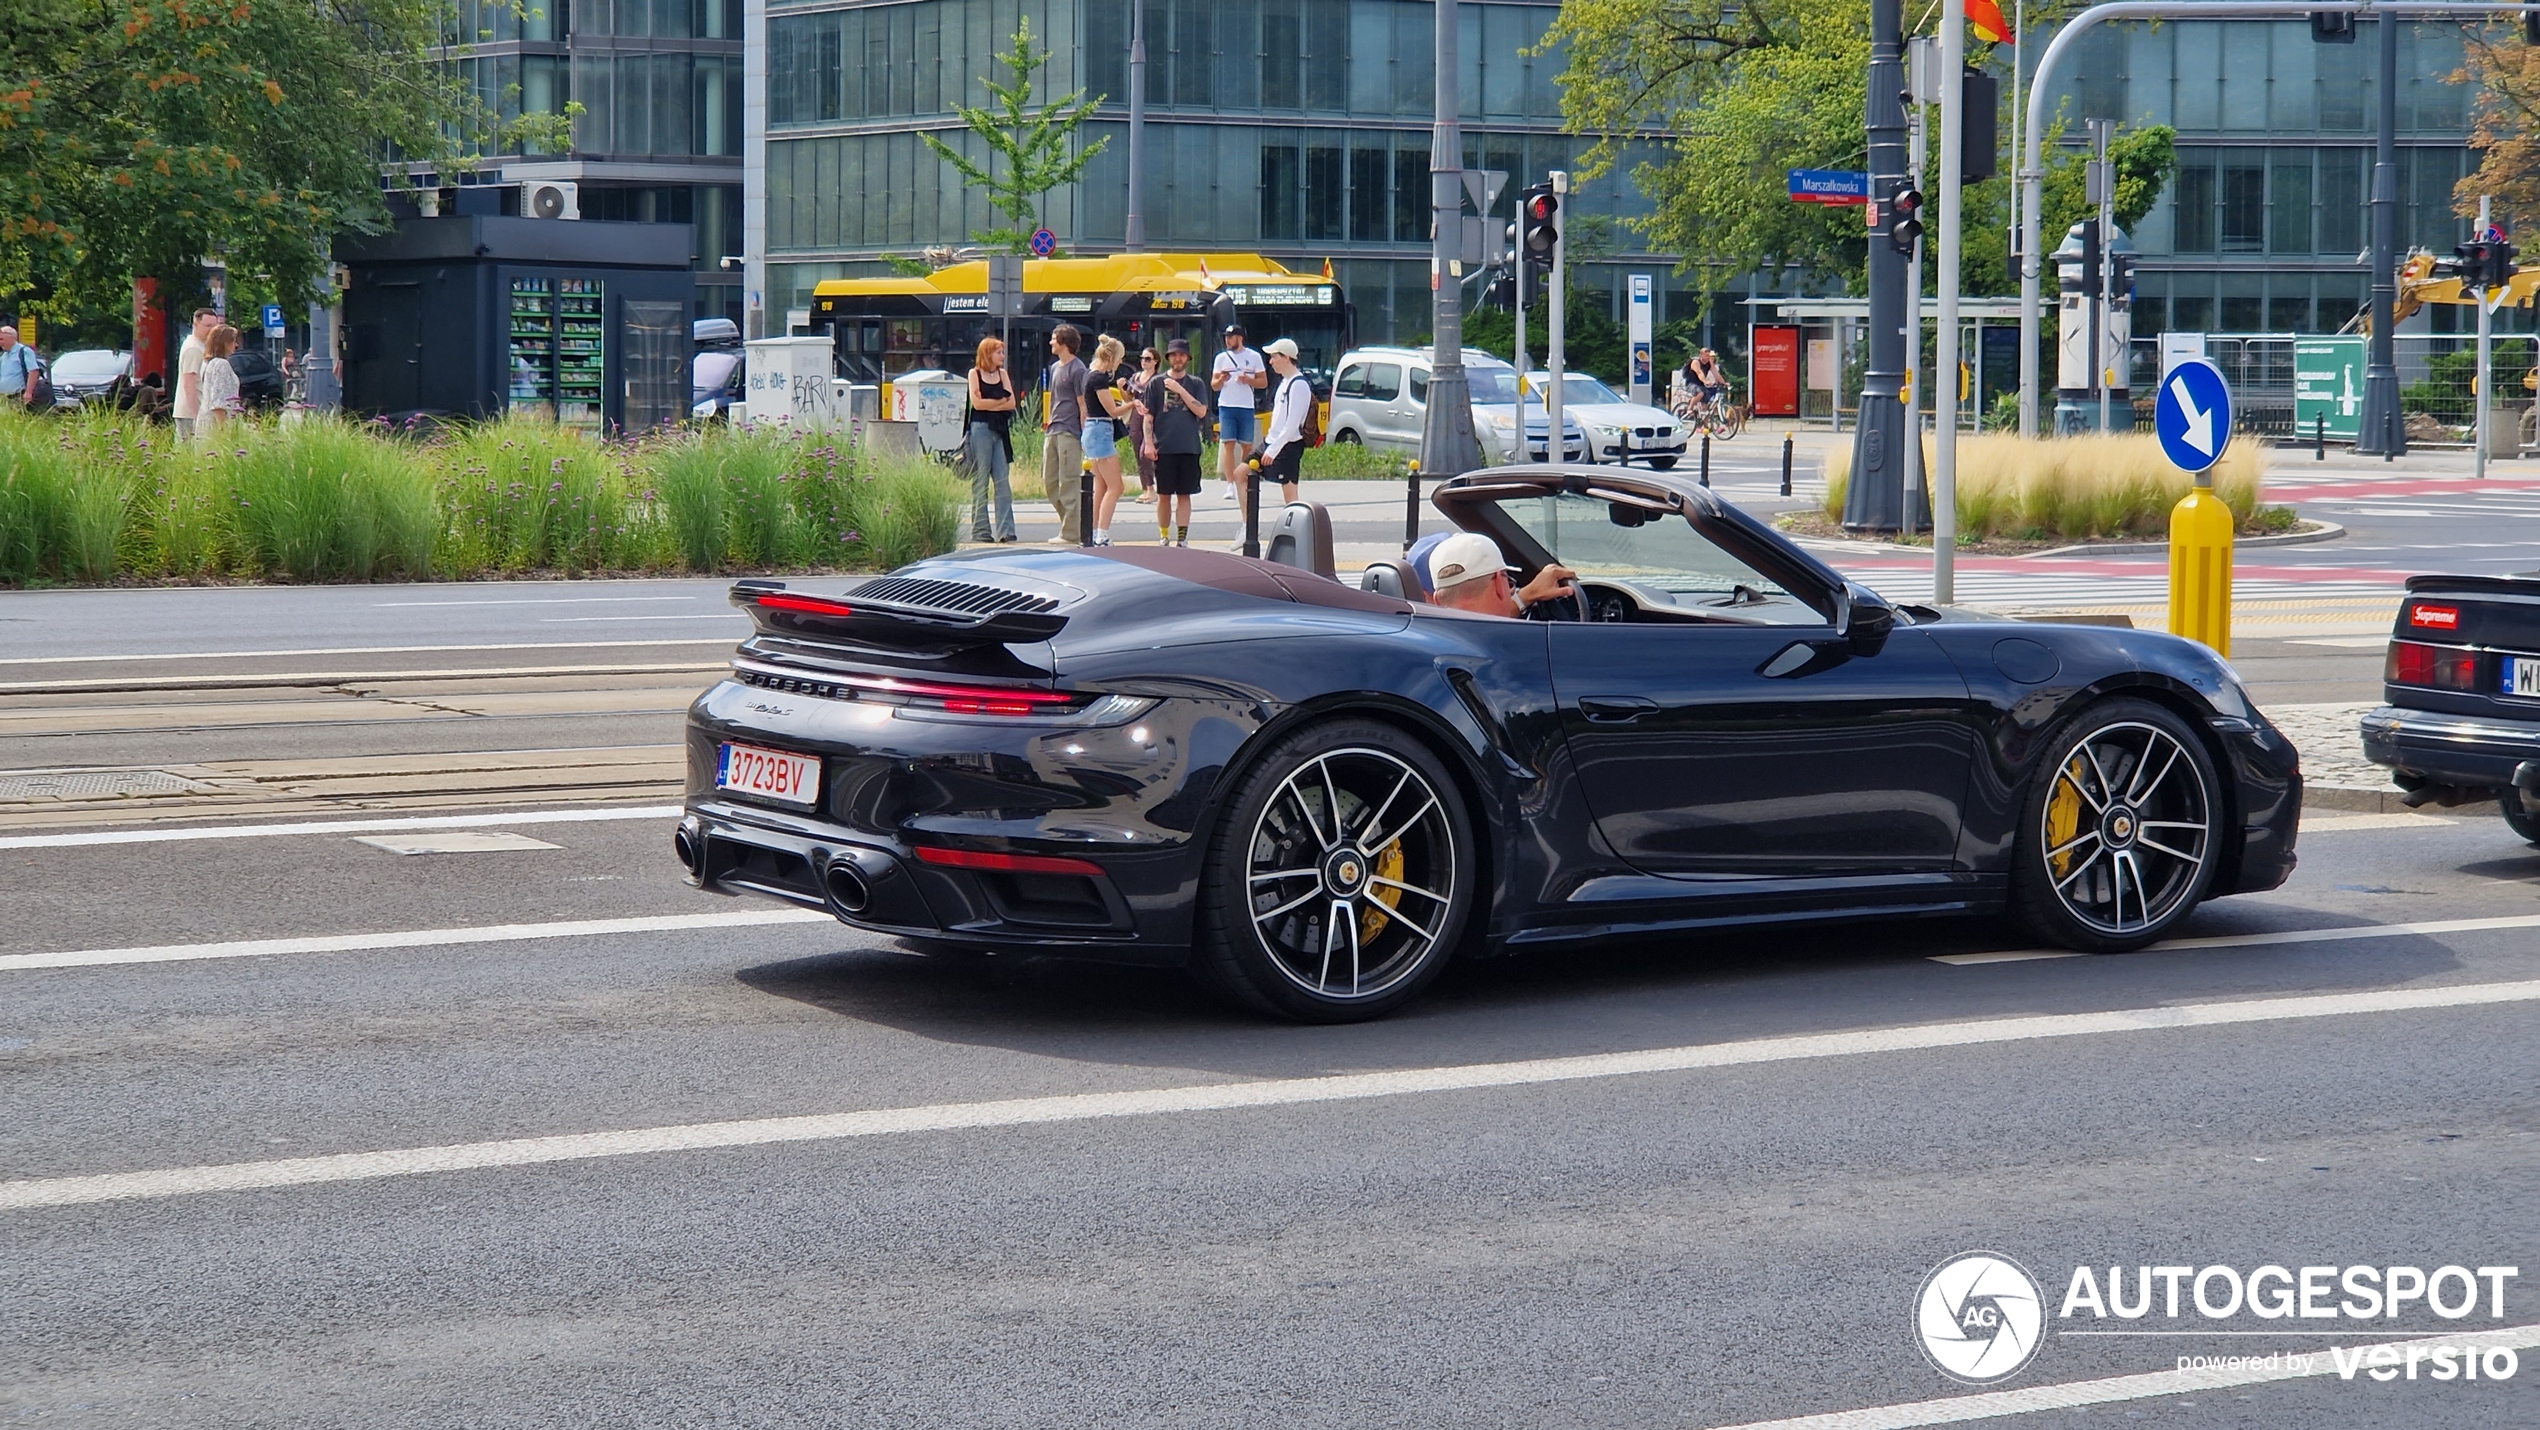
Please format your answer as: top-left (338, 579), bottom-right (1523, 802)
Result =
top-left (810, 252), bottom-right (1353, 384)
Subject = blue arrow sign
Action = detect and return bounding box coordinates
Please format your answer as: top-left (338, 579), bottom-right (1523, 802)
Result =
top-left (2154, 357), bottom-right (2231, 474)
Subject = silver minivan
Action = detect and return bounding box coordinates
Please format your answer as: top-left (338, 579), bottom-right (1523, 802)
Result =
top-left (1327, 346), bottom-right (1586, 464)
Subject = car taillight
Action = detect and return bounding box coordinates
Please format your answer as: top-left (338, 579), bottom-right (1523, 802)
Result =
top-left (2386, 640), bottom-right (2479, 690)
top-left (915, 846), bottom-right (1106, 875)
top-left (755, 593), bottom-right (855, 617)
top-left (2407, 604), bottom-right (2460, 631)
top-left (839, 673), bottom-right (1077, 715)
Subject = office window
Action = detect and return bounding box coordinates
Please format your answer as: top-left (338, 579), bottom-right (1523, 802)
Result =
top-left (1304, 0), bottom-right (1348, 109)
top-left (2319, 36), bottom-right (2367, 130)
top-left (2219, 24), bottom-right (2268, 130)
top-left (2269, 25), bottom-right (2316, 131)
top-left (1172, 0), bottom-right (1212, 107)
top-left (1262, 143), bottom-right (1301, 240)
top-left (698, 55), bottom-right (737, 155)
top-left (2318, 148), bottom-right (2365, 253)
top-left (1393, 148), bottom-right (1427, 243)
top-left (1085, 0), bottom-right (1126, 100)
top-left (1392, 1), bottom-right (1434, 116)
top-left (2270, 158), bottom-right (2311, 254)
top-left (2220, 157), bottom-right (2266, 252)
top-left (1219, 7), bottom-right (1258, 108)
top-left (2172, 160), bottom-right (2215, 253)
top-left (614, 0), bottom-right (648, 37)
top-left (1350, 146), bottom-right (1387, 241)
top-left (1262, 0), bottom-right (1300, 109)
top-left (572, 53), bottom-right (612, 151)
top-left (1305, 145), bottom-right (1344, 240)
top-left (1348, 2), bottom-right (1389, 113)
top-left (2269, 295), bottom-right (2312, 332)
top-left (2172, 293), bottom-right (2214, 332)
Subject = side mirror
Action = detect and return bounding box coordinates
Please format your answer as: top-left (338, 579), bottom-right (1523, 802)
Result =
top-left (1831, 582), bottom-right (1895, 656)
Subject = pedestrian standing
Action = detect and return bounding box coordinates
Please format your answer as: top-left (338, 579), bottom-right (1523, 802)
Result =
top-left (1255, 338), bottom-right (1313, 507)
top-left (0, 327), bottom-right (44, 409)
top-left (1210, 323), bottom-right (1266, 502)
top-left (966, 336), bottom-right (1018, 543)
top-left (172, 309), bottom-right (217, 438)
top-left (198, 325), bottom-right (243, 434)
top-left (1041, 324), bottom-right (1089, 544)
top-left (1084, 335), bottom-right (1132, 546)
top-left (1125, 345), bottom-right (1160, 509)
top-left (1143, 337), bottom-right (1210, 548)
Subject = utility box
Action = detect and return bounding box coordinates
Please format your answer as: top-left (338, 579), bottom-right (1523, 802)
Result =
top-left (336, 216), bottom-right (695, 434)
top-left (743, 335), bottom-right (846, 431)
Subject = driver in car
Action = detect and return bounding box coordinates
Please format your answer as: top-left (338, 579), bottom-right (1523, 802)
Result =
top-left (1426, 533), bottom-right (1579, 618)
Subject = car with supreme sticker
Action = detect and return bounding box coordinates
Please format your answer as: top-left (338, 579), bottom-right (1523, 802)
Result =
top-left (2362, 573), bottom-right (2540, 845)
top-left (676, 465), bottom-right (2301, 1022)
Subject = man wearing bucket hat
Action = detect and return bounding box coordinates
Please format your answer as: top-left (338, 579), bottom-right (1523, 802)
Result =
top-left (1425, 532), bottom-right (1579, 617)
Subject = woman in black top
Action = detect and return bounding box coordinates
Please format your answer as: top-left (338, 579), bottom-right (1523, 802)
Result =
top-left (967, 336), bottom-right (1018, 542)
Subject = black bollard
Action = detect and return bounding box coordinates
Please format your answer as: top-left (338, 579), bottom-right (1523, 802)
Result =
top-left (1780, 434), bottom-right (1794, 496)
top-left (1079, 461), bottom-right (1094, 546)
top-left (1403, 461), bottom-right (1420, 553)
top-left (1700, 434), bottom-right (1711, 488)
top-left (2315, 413), bottom-right (2325, 461)
top-left (1243, 462), bottom-right (1263, 558)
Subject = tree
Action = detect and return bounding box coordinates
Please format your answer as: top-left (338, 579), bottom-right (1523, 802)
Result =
top-left (923, 17), bottom-right (1107, 255)
top-left (2457, 24), bottom-right (2540, 231)
top-left (1, 0), bottom-right (558, 338)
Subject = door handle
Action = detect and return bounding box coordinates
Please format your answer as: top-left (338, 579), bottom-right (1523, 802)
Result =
top-left (1578, 696), bottom-right (1659, 723)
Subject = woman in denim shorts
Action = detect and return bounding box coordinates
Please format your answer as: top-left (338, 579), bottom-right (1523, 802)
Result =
top-left (1082, 334), bottom-right (1131, 545)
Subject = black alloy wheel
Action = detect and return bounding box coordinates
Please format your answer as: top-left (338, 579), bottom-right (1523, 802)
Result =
top-left (2010, 698), bottom-right (2223, 952)
top-left (1193, 720), bottom-right (1474, 1022)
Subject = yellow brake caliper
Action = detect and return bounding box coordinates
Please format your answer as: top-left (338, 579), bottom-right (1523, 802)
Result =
top-left (1360, 838), bottom-right (1405, 943)
top-left (2046, 757), bottom-right (2085, 880)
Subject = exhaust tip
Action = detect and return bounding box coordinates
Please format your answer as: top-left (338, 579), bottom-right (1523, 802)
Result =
top-left (673, 825), bottom-right (700, 875)
top-left (825, 860), bottom-right (872, 915)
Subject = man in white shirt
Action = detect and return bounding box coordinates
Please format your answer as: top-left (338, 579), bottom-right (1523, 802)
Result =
top-left (172, 309), bottom-right (217, 438)
top-left (1209, 324), bottom-right (1265, 501)
top-left (1254, 338), bottom-right (1313, 507)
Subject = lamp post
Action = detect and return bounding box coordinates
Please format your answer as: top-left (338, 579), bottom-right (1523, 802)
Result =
top-left (2358, 2), bottom-right (2405, 455)
top-left (1843, 0), bottom-right (1910, 531)
top-left (1418, 0), bottom-right (1484, 479)
top-left (1124, 0), bottom-right (1147, 252)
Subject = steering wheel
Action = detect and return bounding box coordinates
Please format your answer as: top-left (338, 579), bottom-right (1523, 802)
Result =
top-left (1524, 581), bottom-right (1590, 623)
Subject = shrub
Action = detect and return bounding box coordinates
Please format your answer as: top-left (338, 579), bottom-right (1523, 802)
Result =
top-left (1821, 432), bottom-right (2267, 541)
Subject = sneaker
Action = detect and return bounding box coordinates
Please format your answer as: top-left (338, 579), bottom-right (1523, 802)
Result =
top-left (995, 535), bottom-right (1018, 544)
top-left (1093, 536), bottom-right (1112, 546)
top-left (1173, 537), bottom-right (1188, 548)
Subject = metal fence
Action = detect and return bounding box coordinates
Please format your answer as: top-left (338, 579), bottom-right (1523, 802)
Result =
top-left (2129, 333), bottom-right (2540, 441)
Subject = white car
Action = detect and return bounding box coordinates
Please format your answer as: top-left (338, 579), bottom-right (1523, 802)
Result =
top-left (45, 349), bottom-right (131, 409)
top-left (1524, 371), bottom-right (1690, 469)
top-left (1328, 346), bottom-right (1587, 464)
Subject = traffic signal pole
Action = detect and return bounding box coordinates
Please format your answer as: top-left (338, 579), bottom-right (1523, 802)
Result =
top-left (1419, 0), bottom-right (1485, 481)
top-left (1843, 0), bottom-right (1910, 532)
top-left (1548, 172), bottom-right (1568, 460)
top-left (1935, 0), bottom-right (1964, 598)
top-left (2360, 3), bottom-right (2404, 456)
top-left (2477, 195), bottom-right (2493, 482)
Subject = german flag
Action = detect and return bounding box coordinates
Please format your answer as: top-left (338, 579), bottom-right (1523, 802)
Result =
top-left (1968, 0), bottom-right (2013, 43)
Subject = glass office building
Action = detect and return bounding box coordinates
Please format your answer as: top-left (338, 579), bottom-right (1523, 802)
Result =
top-left (2030, 19), bottom-right (2491, 336)
top-left (759, 0), bottom-right (1685, 344)
top-left (440, 0), bottom-right (747, 321)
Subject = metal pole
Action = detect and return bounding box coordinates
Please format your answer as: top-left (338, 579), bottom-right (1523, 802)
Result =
top-left (1906, 78), bottom-right (1927, 532)
top-left (2010, 0), bottom-right (2025, 433)
top-left (1844, 0), bottom-right (1908, 530)
top-left (2477, 195), bottom-right (2493, 482)
top-left (2360, 2), bottom-right (2404, 455)
top-left (741, 0), bottom-right (767, 338)
top-left (1513, 231), bottom-right (1529, 458)
top-left (1936, 0), bottom-right (1964, 599)
top-left (1781, 433), bottom-right (1794, 496)
top-left (1419, 0), bottom-right (1484, 479)
top-left (1547, 171), bottom-right (1568, 461)
top-left (1124, 0), bottom-right (1146, 252)
top-left (1404, 463), bottom-right (1420, 549)
top-left (2095, 121), bottom-right (2114, 435)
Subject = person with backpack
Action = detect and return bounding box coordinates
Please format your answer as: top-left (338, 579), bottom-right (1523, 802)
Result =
top-left (1253, 338), bottom-right (1317, 507)
top-left (0, 327), bottom-right (49, 410)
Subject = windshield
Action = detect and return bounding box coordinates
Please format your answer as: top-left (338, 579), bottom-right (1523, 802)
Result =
top-left (1466, 368), bottom-right (1521, 405)
top-left (1530, 374), bottom-right (1626, 406)
top-left (52, 351), bottom-right (124, 382)
top-left (1499, 492), bottom-right (1826, 624)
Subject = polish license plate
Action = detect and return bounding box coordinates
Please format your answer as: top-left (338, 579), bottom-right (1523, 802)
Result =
top-left (2504, 656), bottom-right (2540, 699)
top-left (715, 741), bottom-right (819, 807)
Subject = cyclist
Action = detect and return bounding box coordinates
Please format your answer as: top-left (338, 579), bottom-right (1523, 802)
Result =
top-left (1689, 348), bottom-right (1728, 417)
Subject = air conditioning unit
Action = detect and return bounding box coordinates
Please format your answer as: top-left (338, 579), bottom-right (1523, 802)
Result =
top-left (525, 180), bottom-right (579, 220)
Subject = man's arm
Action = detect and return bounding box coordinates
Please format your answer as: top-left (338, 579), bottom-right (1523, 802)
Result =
top-left (1515, 563), bottom-right (1580, 609)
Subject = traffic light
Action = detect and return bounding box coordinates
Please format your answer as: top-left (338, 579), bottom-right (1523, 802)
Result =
top-left (2112, 248), bottom-right (2138, 298)
top-left (2462, 238), bottom-right (2520, 289)
top-left (1521, 186), bottom-right (1560, 270)
top-left (1888, 187), bottom-right (1925, 256)
top-left (2074, 221), bottom-right (2102, 298)
top-left (2310, 12), bottom-right (2355, 43)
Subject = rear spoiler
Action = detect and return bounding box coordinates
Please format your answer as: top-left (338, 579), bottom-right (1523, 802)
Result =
top-left (729, 581), bottom-right (1068, 649)
top-left (2403, 573), bottom-right (2540, 598)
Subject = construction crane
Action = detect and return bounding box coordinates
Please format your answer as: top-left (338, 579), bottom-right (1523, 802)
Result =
top-left (2349, 246), bottom-right (2538, 332)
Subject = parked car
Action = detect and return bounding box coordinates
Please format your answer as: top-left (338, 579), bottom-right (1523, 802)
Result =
top-left (224, 345), bottom-right (288, 412)
top-left (45, 349), bottom-right (131, 410)
top-left (1327, 346), bottom-right (1587, 464)
top-left (2362, 573), bottom-right (2540, 846)
top-left (1524, 371), bottom-right (1691, 469)
top-left (693, 317), bottom-right (744, 421)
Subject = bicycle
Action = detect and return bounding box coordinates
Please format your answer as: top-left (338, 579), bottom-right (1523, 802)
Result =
top-left (1674, 388), bottom-right (1745, 440)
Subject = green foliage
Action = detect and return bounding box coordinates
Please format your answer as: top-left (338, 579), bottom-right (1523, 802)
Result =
top-left (2400, 342), bottom-right (2537, 423)
top-left (0, 408), bottom-right (965, 585)
top-left (921, 17), bottom-right (1108, 254)
top-left (1822, 432), bottom-right (2266, 541)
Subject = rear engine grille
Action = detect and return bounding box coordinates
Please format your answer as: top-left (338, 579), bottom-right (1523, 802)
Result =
top-left (846, 576), bottom-right (1059, 616)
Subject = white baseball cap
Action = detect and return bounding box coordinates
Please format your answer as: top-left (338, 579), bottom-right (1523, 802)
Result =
top-left (1427, 532), bottom-right (1510, 593)
top-left (1262, 338), bottom-right (1300, 360)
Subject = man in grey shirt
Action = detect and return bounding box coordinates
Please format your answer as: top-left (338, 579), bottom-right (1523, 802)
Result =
top-left (1041, 324), bottom-right (1088, 544)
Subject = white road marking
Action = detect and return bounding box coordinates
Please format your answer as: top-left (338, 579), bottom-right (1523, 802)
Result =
top-left (1930, 912), bottom-right (2540, 965)
top-left (1, 978), bottom-right (2533, 1212)
top-left (0, 661), bottom-right (720, 694)
top-left (370, 597), bottom-right (698, 607)
top-left (0, 640), bottom-right (735, 666)
top-left (0, 908), bottom-right (832, 973)
top-left (2288, 635), bottom-right (2392, 648)
top-left (1700, 1324), bottom-right (2540, 1430)
top-left (2299, 812), bottom-right (2455, 832)
top-left (538, 614), bottom-right (748, 623)
top-left (0, 804), bottom-right (681, 851)
top-left (353, 831), bottom-right (562, 855)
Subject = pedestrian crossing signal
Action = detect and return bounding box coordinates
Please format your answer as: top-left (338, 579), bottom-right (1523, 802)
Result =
top-left (1888, 187), bottom-right (1925, 256)
top-left (1522, 187), bottom-right (1560, 271)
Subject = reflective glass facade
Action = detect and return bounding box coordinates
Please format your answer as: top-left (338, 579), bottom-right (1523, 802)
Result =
top-left (2034, 19), bottom-right (2481, 335)
top-left (760, 0), bottom-right (1679, 343)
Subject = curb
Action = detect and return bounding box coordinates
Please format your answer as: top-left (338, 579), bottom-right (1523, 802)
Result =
top-left (2019, 522), bottom-right (2346, 559)
top-left (2304, 784), bottom-right (2500, 818)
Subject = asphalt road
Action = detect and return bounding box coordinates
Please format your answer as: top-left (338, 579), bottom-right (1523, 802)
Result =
top-left (5, 469), bottom-right (2537, 1427)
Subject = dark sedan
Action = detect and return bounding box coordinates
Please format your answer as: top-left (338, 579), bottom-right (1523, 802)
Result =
top-left (675, 466), bottom-right (2301, 1021)
top-left (2361, 573), bottom-right (2540, 846)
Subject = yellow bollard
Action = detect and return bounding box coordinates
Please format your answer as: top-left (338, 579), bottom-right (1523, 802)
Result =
top-left (2167, 483), bottom-right (2234, 656)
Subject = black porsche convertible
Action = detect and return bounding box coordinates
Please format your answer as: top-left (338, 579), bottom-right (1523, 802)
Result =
top-left (676, 466), bottom-right (2301, 1021)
